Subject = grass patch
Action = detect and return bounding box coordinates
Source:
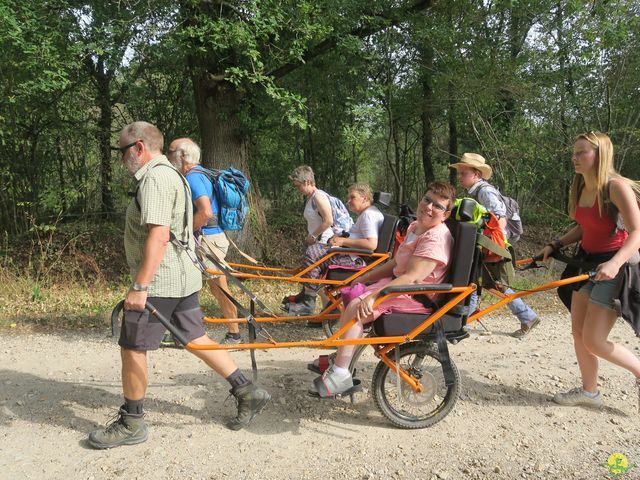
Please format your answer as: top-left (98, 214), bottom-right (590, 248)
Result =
top-left (0, 216), bottom-right (572, 332)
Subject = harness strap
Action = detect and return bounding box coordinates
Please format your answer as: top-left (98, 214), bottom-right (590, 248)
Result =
top-left (434, 320), bottom-right (455, 386)
top-left (169, 231), bottom-right (275, 338)
top-left (130, 163), bottom-right (191, 243)
top-left (226, 234), bottom-right (259, 265)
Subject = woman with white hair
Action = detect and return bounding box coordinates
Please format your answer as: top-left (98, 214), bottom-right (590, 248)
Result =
top-left (284, 182), bottom-right (384, 316)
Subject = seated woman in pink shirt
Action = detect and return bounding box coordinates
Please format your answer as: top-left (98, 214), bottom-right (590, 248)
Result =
top-left (309, 181), bottom-right (456, 397)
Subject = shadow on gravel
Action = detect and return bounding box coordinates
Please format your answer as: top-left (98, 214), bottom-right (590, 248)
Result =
top-left (170, 368), bottom-right (394, 436)
top-left (0, 369), bottom-right (228, 433)
top-left (457, 369), bottom-right (628, 416)
top-left (0, 365), bottom-right (393, 440)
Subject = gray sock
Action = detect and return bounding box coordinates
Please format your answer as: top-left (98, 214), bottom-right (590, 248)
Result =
top-left (226, 369), bottom-right (250, 389)
top-left (123, 397), bottom-right (144, 415)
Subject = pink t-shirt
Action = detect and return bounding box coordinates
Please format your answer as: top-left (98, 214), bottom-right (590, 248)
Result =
top-left (352, 221), bottom-right (454, 322)
top-left (392, 221), bottom-right (453, 284)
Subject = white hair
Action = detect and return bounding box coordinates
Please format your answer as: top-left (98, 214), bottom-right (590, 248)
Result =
top-left (175, 138), bottom-right (201, 166)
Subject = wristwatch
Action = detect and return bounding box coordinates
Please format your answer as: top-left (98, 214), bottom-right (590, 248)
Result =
top-left (131, 282), bottom-right (149, 292)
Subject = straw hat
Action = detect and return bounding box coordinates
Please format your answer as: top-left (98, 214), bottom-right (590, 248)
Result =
top-left (449, 153), bottom-right (492, 180)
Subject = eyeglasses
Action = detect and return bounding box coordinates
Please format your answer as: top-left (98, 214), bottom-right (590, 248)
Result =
top-left (114, 140), bottom-right (139, 155)
top-left (421, 194), bottom-right (449, 212)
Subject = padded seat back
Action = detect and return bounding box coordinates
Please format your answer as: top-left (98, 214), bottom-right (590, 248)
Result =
top-left (326, 214), bottom-right (398, 281)
top-left (373, 219), bottom-right (479, 337)
top-left (445, 220), bottom-right (478, 288)
top-left (375, 213), bottom-right (399, 254)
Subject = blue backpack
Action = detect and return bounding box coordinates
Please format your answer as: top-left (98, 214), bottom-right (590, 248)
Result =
top-left (191, 167), bottom-right (250, 231)
top-left (311, 189), bottom-right (354, 235)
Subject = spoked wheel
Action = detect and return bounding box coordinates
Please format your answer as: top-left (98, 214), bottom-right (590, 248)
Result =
top-left (322, 317), bottom-right (340, 338)
top-left (372, 341), bottom-right (460, 429)
top-left (321, 299), bottom-right (341, 338)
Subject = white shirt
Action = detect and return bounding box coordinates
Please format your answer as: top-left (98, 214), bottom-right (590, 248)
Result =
top-left (350, 206), bottom-right (384, 240)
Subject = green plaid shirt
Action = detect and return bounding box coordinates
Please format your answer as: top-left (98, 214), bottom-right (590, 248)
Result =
top-left (124, 155), bottom-right (202, 297)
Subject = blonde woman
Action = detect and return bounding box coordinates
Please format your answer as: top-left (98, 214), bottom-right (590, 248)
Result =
top-left (540, 131), bottom-right (640, 411)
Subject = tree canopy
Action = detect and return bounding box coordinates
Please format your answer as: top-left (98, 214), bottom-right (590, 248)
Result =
top-left (1, 0), bottom-right (639, 249)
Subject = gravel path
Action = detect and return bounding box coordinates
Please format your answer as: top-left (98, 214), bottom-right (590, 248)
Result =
top-left (1, 308), bottom-right (639, 480)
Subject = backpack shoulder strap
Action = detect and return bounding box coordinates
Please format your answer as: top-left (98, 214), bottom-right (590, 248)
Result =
top-left (604, 179), bottom-right (618, 218)
top-left (603, 178), bottom-right (640, 234)
top-left (470, 182), bottom-right (489, 201)
top-left (310, 189), bottom-right (325, 212)
top-left (134, 163), bottom-right (191, 243)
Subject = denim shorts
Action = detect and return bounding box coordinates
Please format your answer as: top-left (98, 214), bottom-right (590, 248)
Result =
top-left (577, 272), bottom-right (623, 311)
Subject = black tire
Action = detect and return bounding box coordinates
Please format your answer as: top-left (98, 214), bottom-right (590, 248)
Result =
top-left (371, 342), bottom-right (460, 429)
top-left (321, 299), bottom-right (341, 338)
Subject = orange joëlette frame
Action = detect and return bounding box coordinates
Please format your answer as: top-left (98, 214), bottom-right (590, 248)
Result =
top-left (203, 249), bottom-right (391, 324)
top-left (188, 271), bottom-right (591, 392)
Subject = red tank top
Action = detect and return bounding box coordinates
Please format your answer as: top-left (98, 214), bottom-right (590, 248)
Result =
top-left (575, 202), bottom-right (627, 253)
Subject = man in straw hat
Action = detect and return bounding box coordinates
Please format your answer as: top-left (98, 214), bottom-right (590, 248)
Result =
top-left (450, 153), bottom-right (541, 338)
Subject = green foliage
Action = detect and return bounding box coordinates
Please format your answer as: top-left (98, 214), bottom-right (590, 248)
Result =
top-left (1, 0), bottom-right (640, 255)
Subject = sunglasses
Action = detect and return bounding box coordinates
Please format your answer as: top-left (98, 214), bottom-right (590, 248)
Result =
top-left (421, 194), bottom-right (449, 212)
top-left (113, 140), bottom-right (139, 154)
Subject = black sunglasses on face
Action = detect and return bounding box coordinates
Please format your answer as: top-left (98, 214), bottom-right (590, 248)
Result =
top-left (421, 194), bottom-right (449, 212)
top-left (114, 140), bottom-right (139, 154)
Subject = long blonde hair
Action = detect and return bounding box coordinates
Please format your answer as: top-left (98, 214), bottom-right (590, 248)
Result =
top-left (568, 131), bottom-right (640, 219)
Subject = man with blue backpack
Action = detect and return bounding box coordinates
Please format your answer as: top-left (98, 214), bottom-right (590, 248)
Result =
top-left (168, 138), bottom-right (243, 344)
top-left (88, 123), bottom-right (269, 449)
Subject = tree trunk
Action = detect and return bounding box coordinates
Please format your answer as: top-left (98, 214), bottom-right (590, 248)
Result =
top-left (447, 81), bottom-right (458, 186)
top-left (192, 74), bottom-right (268, 259)
top-left (96, 69), bottom-right (113, 217)
top-left (556, 1), bottom-right (570, 213)
top-left (420, 45), bottom-right (435, 186)
top-left (56, 136), bottom-right (67, 212)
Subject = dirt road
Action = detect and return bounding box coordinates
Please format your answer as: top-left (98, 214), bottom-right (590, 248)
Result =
top-left (1, 309), bottom-right (639, 480)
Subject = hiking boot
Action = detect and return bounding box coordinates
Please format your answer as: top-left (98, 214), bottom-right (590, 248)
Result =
top-left (553, 388), bottom-right (603, 408)
top-left (220, 333), bottom-right (242, 345)
top-left (227, 383), bottom-right (271, 431)
top-left (287, 294), bottom-right (316, 317)
top-left (88, 407), bottom-right (148, 449)
top-left (511, 317), bottom-right (541, 338)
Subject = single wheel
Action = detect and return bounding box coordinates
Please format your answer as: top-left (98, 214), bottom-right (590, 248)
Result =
top-left (371, 341), bottom-right (460, 429)
top-left (321, 299), bottom-right (341, 338)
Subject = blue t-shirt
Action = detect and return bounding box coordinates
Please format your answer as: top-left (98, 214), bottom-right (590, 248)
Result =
top-left (186, 166), bottom-right (222, 235)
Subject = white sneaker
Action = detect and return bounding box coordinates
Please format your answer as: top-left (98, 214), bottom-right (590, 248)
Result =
top-left (308, 366), bottom-right (353, 397)
top-left (553, 387), bottom-right (602, 408)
